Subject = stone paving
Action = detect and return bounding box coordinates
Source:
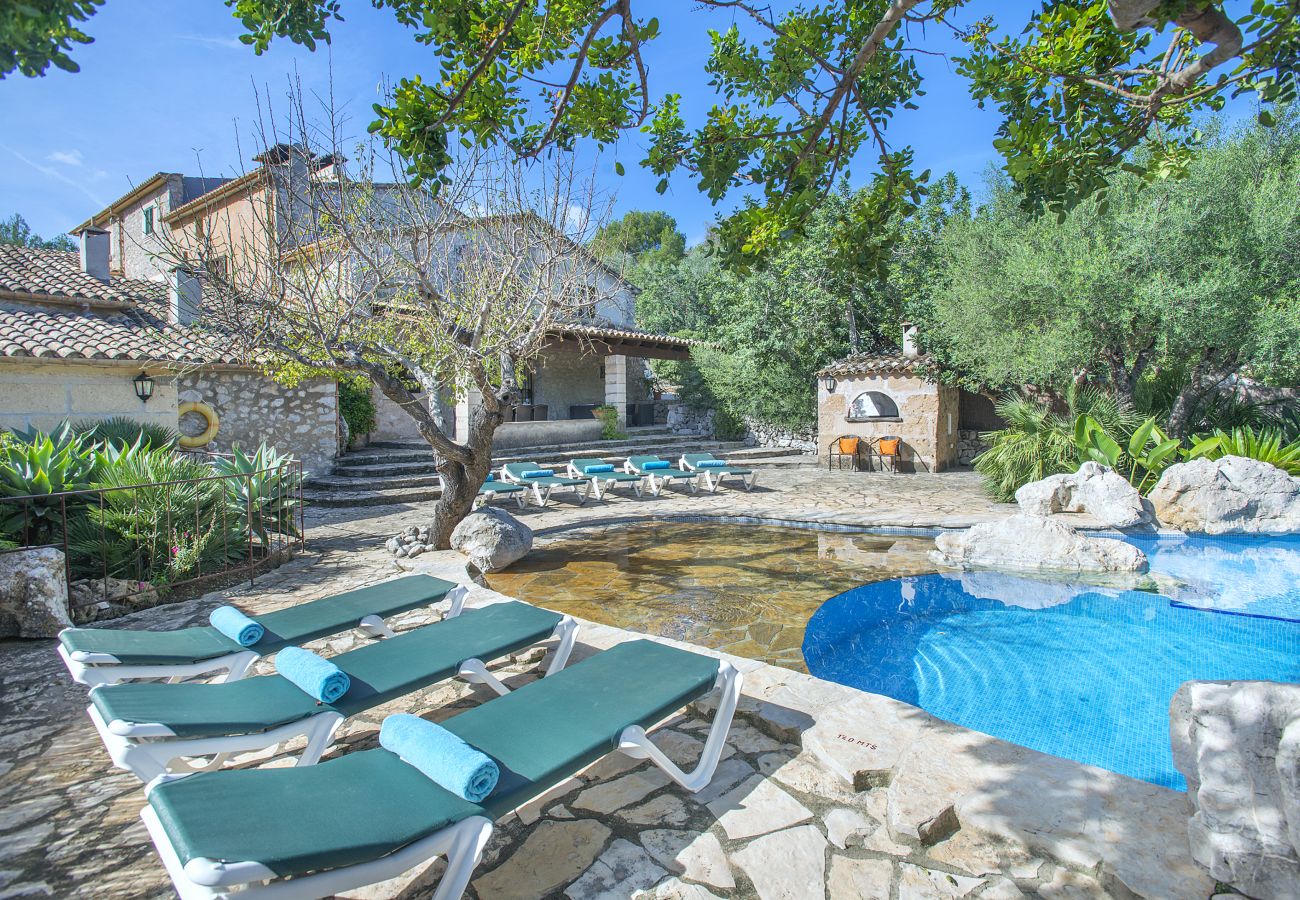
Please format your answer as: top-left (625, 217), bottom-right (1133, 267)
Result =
top-left (0, 461), bottom-right (1223, 898)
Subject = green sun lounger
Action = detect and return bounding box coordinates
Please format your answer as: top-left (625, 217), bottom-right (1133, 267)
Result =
top-left (86, 600), bottom-right (578, 783)
top-left (565, 457), bottom-right (645, 500)
top-left (500, 461), bottom-right (591, 507)
top-left (141, 639), bottom-right (742, 900)
top-left (625, 455), bottom-right (700, 497)
top-left (438, 474), bottom-right (528, 509)
top-left (59, 575), bottom-right (458, 688)
top-left (679, 452), bottom-right (758, 492)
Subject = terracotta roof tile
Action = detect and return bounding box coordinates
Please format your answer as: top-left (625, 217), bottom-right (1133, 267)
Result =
top-left (817, 353), bottom-right (932, 378)
top-left (0, 248), bottom-right (237, 364)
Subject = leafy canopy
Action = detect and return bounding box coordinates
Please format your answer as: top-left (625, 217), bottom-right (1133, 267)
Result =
top-left (0, 213), bottom-right (76, 251)
top-left (9, 2), bottom-right (1297, 268)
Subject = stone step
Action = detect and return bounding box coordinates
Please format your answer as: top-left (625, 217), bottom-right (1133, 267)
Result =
top-left (360, 424), bottom-right (674, 453)
top-left (303, 446), bottom-right (807, 506)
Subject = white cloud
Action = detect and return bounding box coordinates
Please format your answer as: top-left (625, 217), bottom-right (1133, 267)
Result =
top-left (174, 33), bottom-right (245, 50)
top-left (4, 145), bottom-right (106, 207)
top-left (47, 149), bottom-right (84, 167)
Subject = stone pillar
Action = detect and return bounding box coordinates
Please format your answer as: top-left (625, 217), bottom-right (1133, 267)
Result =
top-left (603, 354), bottom-right (627, 430)
top-left (454, 380), bottom-right (483, 443)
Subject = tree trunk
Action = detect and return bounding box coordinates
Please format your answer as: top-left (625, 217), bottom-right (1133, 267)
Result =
top-left (1166, 358), bottom-right (1222, 438)
top-left (846, 299), bottom-right (860, 355)
top-left (429, 456), bottom-right (489, 550)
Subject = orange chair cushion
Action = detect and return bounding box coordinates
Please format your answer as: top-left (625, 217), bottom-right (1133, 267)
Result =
top-left (878, 438), bottom-right (900, 456)
top-left (837, 437), bottom-right (860, 455)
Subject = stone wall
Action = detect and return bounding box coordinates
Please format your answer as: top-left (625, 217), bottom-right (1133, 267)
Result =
top-left (0, 360), bottom-right (180, 433)
top-left (744, 419), bottom-right (817, 453)
top-left (957, 429), bottom-right (989, 466)
top-left (661, 401), bottom-right (713, 436)
top-left (370, 388), bottom-right (455, 443)
top-left (817, 374), bottom-right (959, 472)
top-left (176, 370), bottom-right (338, 476)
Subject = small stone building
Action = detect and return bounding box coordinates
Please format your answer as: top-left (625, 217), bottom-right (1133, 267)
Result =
top-left (816, 352), bottom-right (959, 472)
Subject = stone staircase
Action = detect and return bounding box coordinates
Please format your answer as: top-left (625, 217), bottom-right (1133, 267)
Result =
top-left (304, 426), bottom-right (807, 507)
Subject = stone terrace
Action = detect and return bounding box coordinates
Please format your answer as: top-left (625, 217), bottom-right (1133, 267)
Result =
top-left (0, 463), bottom-right (1219, 898)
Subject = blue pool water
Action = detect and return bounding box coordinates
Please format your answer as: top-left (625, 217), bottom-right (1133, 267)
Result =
top-left (802, 533), bottom-right (1300, 789)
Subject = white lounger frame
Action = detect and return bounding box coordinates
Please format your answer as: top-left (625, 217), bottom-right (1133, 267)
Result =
top-left (91, 613), bottom-right (580, 784)
top-left (622, 462), bottom-right (699, 498)
top-left (564, 463), bottom-right (644, 501)
top-left (678, 456), bottom-right (758, 493)
top-left (142, 659), bottom-right (743, 900)
top-left (443, 475), bottom-right (529, 510)
top-left (500, 468), bottom-right (592, 507)
top-left (59, 588), bottom-right (470, 689)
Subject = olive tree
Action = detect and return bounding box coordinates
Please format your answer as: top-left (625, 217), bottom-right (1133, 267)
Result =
top-left (151, 101), bottom-right (618, 547)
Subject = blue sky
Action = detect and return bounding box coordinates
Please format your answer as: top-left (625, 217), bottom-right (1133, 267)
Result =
top-left (0, 1), bottom-right (1235, 245)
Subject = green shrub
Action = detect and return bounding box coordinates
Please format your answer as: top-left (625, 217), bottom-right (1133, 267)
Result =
top-left (68, 446), bottom-right (238, 583)
top-left (338, 377), bottom-right (377, 439)
top-left (593, 405), bottom-right (626, 441)
top-left (75, 416), bottom-right (179, 450)
top-left (974, 387), bottom-right (1136, 502)
top-left (712, 407), bottom-right (747, 441)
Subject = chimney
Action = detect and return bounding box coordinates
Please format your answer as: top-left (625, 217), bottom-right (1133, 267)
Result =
top-left (902, 322), bottom-right (919, 358)
top-left (79, 228), bottom-right (110, 282)
top-left (169, 267), bottom-right (202, 326)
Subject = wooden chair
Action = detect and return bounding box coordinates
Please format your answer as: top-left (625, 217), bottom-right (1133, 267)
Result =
top-left (874, 435), bottom-right (902, 473)
top-left (828, 435), bottom-right (864, 471)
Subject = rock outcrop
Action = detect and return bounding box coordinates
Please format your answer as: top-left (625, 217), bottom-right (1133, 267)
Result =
top-left (1149, 456), bottom-right (1300, 534)
top-left (930, 514), bottom-right (1148, 577)
top-left (1170, 680), bottom-right (1300, 899)
top-left (1015, 462), bottom-right (1155, 529)
top-left (449, 507), bottom-right (533, 572)
top-left (0, 547), bottom-right (72, 638)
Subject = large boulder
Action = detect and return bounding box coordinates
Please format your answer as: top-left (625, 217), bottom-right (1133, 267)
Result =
top-left (930, 514), bottom-right (1148, 577)
top-left (1149, 456), bottom-right (1300, 534)
top-left (449, 507), bottom-right (533, 572)
top-left (1170, 680), bottom-right (1300, 899)
top-left (0, 547), bottom-right (72, 638)
top-left (1015, 461), bottom-right (1155, 529)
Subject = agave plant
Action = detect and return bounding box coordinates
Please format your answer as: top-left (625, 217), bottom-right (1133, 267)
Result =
top-left (212, 443), bottom-right (303, 544)
top-left (0, 428), bottom-right (99, 544)
top-left (75, 416), bottom-right (180, 451)
top-left (1184, 426), bottom-right (1300, 475)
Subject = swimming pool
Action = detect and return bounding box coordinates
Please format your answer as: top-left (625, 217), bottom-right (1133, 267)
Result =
top-left (486, 521), bottom-right (937, 670)
top-left (803, 533), bottom-right (1300, 789)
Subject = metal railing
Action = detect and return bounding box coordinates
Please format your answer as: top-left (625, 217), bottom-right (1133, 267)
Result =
top-left (0, 456), bottom-right (305, 624)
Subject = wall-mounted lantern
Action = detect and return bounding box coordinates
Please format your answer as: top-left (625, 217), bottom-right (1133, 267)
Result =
top-left (133, 371), bottom-right (155, 403)
top-left (821, 374), bottom-right (837, 393)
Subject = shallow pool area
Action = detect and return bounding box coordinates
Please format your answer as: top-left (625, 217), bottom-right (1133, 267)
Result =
top-left (486, 520), bottom-right (938, 670)
top-left (804, 533), bottom-right (1300, 789)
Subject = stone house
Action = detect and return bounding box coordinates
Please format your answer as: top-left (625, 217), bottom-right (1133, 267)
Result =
top-left (5, 146), bottom-right (688, 470)
top-left (0, 241), bottom-right (339, 473)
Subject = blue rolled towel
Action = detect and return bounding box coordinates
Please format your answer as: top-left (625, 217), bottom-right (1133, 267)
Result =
top-left (521, 469), bottom-right (554, 478)
top-left (380, 713), bottom-right (499, 803)
top-left (698, 460), bottom-right (727, 468)
top-left (583, 464), bottom-right (615, 474)
top-left (485, 472), bottom-right (495, 482)
top-left (209, 606), bottom-right (265, 647)
top-left (275, 646), bottom-right (351, 703)
top-left (642, 460), bottom-right (670, 470)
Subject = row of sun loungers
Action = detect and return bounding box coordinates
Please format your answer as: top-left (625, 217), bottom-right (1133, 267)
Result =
top-left (472, 452), bottom-right (758, 509)
top-left (56, 575), bottom-right (742, 900)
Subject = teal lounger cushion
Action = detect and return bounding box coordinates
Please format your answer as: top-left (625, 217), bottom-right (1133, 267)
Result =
top-left (90, 602), bottom-right (562, 738)
top-left (147, 639), bottom-right (721, 879)
top-left (61, 575), bottom-right (456, 666)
